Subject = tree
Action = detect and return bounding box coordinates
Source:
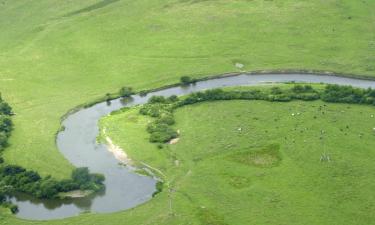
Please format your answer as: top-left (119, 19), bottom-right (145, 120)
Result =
top-left (180, 76), bottom-right (192, 85)
top-left (72, 167), bottom-right (91, 184)
top-left (119, 86), bottom-right (134, 97)
top-left (0, 101), bottom-right (12, 115)
top-left (39, 179), bottom-right (59, 198)
top-left (0, 116), bottom-right (12, 134)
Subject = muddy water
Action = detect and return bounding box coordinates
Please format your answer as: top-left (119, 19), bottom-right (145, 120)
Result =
top-left (11, 73), bottom-right (375, 220)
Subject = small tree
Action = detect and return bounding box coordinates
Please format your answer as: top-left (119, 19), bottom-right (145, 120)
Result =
top-left (119, 86), bottom-right (134, 97)
top-left (72, 167), bottom-right (91, 184)
top-left (180, 76), bottom-right (192, 85)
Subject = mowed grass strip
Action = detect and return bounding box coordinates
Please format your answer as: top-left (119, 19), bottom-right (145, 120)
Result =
top-left (0, 0), bottom-right (374, 178)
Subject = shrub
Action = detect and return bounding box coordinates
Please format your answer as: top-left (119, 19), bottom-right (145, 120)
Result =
top-left (148, 122), bottom-right (178, 143)
top-left (139, 90), bottom-right (148, 97)
top-left (156, 114), bottom-right (175, 125)
top-left (167, 95), bottom-right (179, 102)
top-left (57, 179), bottom-right (80, 192)
top-left (270, 87), bottom-right (283, 95)
top-left (119, 86), bottom-right (134, 97)
top-left (0, 101), bottom-right (12, 115)
top-left (180, 76), bottom-right (194, 85)
top-left (321, 85), bottom-right (365, 103)
top-left (267, 94), bottom-right (292, 102)
top-left (148, 96), bottom-right (167, 104)
top-left (292, 84), bottom-right (313, 93)
top-left (292, 93), bottom-right (320, 101)
top-left (0, 132), bottom-right (9, 149)
top-left (38, 178), bottom-right (59, 198)
top-left (72, 167), bottom-right (91, 185)
top-left (9, 204), bottom-right (18, 214)
top-left (152, 181), bottom-right (163, 197)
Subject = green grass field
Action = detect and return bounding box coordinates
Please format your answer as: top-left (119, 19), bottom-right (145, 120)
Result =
top-left (3, 91), bottom-right (375, 224)
top-left (97, 96), bottom-right (375, 225)
top-left (0, 0), bottom-right (374, 179)
top-left (1, 0), bottom-right (375, 223)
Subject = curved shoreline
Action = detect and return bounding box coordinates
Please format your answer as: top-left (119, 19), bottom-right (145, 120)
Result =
top-left (57, 70), bottom-right (375, 125)
top-left (11, 72), bottom-right (375, 220)
top-left (55, 70), bottom-right (375, 144)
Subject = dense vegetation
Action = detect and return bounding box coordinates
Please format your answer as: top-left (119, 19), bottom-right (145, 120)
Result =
top-left (0, 94), bottom-right (13, 152)
top-left (98, 87), bottom-right (375, 225)
top-left (0, 95), bottom-right (104, 214)
top-left (139, 84), bottom-right (375, 143)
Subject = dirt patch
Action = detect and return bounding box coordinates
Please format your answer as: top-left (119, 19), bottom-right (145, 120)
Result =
top-left (169, 137), bottom-right (180, 144)
top-left (102, 129), bottom-right (131, 164)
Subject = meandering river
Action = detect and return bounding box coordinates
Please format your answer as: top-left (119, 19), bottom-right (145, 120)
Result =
top-left (11, 73), bottom-right (375, 220)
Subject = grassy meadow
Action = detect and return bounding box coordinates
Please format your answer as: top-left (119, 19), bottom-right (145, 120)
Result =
top-left (3, 90), bottom-right (375, 224)
top-left (97, 95), bottom-right (375, 225)
top-left (0, 0), bottom-right (375, 224)
top-left (0, 0), bottom-right (374, 179)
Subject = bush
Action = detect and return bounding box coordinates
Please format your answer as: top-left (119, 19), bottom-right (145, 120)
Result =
top-left (152, 181), bottom-right (163, 197)
top-left (267, 94), bottom-right (292, 102)
top-left (72, 167), bottom-right (91, 185)
top-left (180, 76), bottom-right (194, 85)
top-left (148, 122), bottom-right (178, 143)
top-left (321, 85), bottom-right (365, 103)
top-left (156, 114), bottom-right (175, 125)
top-left (38, 178), bottom-right (59, 198)
top-left (167, 95), bottom-right (179, 102)
top-left (119, 86), bottom-right (134, 97)
top-left (270, 87), bottom-right (283, 95)
top-left (57, 179), bottom-right (80, 192)
top-left (9, 204), bottom-right (18, 214)
top-left (139, 90), bottom-right (148, 97)
top-left (148, 96), bottom-right (167, 104)
top-left (292, 93), bottom-right (320, 101)
top-left (0, 132), bottom-right (8, 149)
top-left (292, 84), bottom-right (314, 93)
top-left (0, 101), bottom-right (12, 115)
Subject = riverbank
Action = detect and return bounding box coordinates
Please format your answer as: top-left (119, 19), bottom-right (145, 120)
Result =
top-left (102, 129), bottom-right (131, 165)
top-left (98, 89), bottom-right (375, 225)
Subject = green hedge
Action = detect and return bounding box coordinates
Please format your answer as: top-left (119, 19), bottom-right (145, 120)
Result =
top-left (139, 84), bottom-right (375, 144)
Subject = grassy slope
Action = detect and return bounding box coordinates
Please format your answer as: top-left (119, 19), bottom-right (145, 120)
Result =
top-left (0, 0), bottom-right (374, 179)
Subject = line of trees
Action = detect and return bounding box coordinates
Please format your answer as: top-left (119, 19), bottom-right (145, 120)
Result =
top-left (138, 84), bottom-right (375, 144)
top-left (0, 165), bottom-right (104, 199)
top-left (321, 84), bottom-right (375, 104)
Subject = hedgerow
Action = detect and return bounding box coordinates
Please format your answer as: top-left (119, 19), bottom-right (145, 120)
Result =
top-left (139, 84), bottom-right (375, 144)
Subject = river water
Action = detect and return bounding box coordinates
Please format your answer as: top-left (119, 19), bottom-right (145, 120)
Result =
top-left (10, 73), bottom-right (375, 220)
